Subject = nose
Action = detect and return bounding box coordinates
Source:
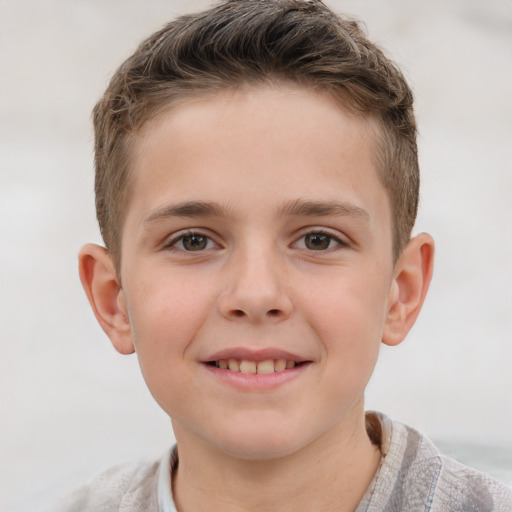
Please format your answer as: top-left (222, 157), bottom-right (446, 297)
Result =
top-left (217, 246), bottom-right (293, 323)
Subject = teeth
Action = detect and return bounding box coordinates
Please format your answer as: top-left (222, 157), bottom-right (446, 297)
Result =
top-left (214, 358), bottom-right (298, 373)
top-left (240, 360), bottom-right (257, 374)
top-left (274, 359), bottom-right (287, 372)
top-left (257, 360), bottom-right (275, 374)
top-left (228, 359), bottom-right (240, 372)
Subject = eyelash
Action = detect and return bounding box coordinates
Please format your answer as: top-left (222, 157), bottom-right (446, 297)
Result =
top-left (164, 230), bottom-right (218, 252)
top-left (294, 228), bottom-right (348, 252)
top-left (164, 228), bottom-right (348, 253)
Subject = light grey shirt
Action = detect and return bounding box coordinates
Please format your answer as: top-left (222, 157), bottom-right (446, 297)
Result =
top-left (53, 413), bottom-right (512, 511)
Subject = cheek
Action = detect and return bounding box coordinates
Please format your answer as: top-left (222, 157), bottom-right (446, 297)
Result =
top-left (304, 266), bottom-right (389, 329)
top-left (123, 275), bottom-right (214, 415)
top-left (124, 272), bottom-right (216, 373)
top-left (299, 267), bottom-right (390, 374)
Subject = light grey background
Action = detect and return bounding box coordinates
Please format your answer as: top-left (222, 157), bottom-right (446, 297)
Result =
top-left (1, 0), bottom-right (511, 510)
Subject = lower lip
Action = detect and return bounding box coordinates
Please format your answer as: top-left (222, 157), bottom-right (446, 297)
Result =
top-left (203, 363), bottom-right (311, 391)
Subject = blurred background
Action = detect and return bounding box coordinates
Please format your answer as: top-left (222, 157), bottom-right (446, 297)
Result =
top-left (1, 0), bottom-right (511, 509)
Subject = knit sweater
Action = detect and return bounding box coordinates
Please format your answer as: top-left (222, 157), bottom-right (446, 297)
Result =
top-left (53, 413), bottom-right (512, 512)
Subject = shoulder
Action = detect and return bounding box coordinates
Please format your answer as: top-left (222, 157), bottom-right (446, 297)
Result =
top-left (363, 412), bottom-right (512, 512)
top-left (432, 451), bottom-right (512, 512)
top-left (50, 457), bottom-right (162, 512)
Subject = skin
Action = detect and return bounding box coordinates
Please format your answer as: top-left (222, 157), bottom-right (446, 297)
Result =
top-left (79, 85), bottom-right (434, 512)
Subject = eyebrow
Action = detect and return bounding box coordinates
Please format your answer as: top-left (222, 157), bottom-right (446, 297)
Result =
top-left (144, 201), bottom-right (231, 225)
top-left (278, 199), bottom-right (370, 221)
top-left (143, 198), bottom-right (370, 226)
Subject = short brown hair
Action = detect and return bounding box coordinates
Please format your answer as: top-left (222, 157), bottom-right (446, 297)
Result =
top-left (93, 0), bottom-right (418, 268)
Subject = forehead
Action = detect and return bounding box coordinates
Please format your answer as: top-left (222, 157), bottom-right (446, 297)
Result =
top-left (138, 84), bottom-right (378, 153)
top-left (125, 85), bottom-right (391, 236)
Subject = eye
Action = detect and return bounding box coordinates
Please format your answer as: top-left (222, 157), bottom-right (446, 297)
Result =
top-left (303, 233), bottom-right (335, 250)
top-left (295, 231), bottom-right (345, 251)
top-left (170, 232), bottom-right (216, 251)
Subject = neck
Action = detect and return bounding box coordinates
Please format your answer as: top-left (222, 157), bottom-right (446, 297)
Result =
top-left (171, 410), bottom-right (381, 512)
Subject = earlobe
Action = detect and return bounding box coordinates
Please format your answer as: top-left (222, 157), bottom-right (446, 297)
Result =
top-left (78, 244), bottom-right (135, 355)
top-left (382, 233), bottom-right (435, 346)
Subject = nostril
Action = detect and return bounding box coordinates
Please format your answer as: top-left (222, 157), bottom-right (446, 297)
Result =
top-left (267, 309), bottom-right (281, 317)
top-left (233, 310), bottom-right (245, 317)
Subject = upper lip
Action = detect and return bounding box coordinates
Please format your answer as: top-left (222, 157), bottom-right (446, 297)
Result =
top-left (202, 347), bottom-right (307, 363)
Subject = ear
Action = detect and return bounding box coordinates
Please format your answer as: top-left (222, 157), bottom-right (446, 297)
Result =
top-left (382, 233), bottom-right (435, 346)
top-left (78, 243), bottom-right (135, 355)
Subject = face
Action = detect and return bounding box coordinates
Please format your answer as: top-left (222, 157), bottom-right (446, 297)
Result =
top-left (118, 86), bottom-right (396, 459)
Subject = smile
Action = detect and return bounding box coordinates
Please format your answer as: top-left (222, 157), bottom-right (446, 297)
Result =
top-left (208, 359), bottom-right (299, 374)
top-left (202, 349), bottom-right (311, 389)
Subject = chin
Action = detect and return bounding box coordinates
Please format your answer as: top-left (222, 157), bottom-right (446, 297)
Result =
top-left (208, 418), bottom-right (313, 461)
top-left (221, 436), bottom-right (301, 461)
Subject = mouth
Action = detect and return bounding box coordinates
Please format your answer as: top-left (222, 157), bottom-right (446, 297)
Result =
top-left (205, 358), bottom-right (306, 374)
top-left (201, 349), bottom-right (311, 390)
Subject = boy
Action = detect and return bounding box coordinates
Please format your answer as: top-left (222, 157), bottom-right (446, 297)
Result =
top-left (59, 0), bottom-right (512, 510)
